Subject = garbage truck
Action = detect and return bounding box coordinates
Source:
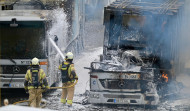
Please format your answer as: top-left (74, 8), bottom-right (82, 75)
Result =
top-left (86, 0), bottom-right (184, 106)
top-left (0, 0), bottom-right (61, 88)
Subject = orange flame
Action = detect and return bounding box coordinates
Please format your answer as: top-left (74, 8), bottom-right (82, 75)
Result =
top-left (162, 73), bottom-right (168, 82)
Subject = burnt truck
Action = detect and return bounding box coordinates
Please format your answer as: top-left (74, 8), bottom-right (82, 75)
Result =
top-left (87, 0), bottom-right (184, 106)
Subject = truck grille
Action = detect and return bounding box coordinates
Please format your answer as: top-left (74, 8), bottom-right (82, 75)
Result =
top-left (1, 65), bottom-right (30, 74)
top-left (99, 79), bottom-right (140, 89)
top-left (103, 94), bottom-right (141, 99)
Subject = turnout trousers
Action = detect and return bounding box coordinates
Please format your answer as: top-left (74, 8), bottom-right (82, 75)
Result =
top-left (29, 88), bottom-right (43, 107)
top-left (61, 82), bottom-right (75, 105)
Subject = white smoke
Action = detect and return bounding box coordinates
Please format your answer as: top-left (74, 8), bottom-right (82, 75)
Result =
top-left (47, 8), bottom-right (69, 51)
top-left (175, 0), bottom-right (190, 96)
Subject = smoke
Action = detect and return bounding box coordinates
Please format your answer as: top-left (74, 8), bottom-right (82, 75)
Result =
top-left (85, 0), bottom-right (115, 22)
top-left (175, 0), bottom-right (190, 96)
top-left (149, 0), bottom-right (190, 100)
top-left (178, 0), bottom-right (190, 74)
top-left (47, 8), bottom-right (69, 51)
top-left (102, 0), bottom-right (190, 101)
top-left (138, 0), bottom-right (190, 100)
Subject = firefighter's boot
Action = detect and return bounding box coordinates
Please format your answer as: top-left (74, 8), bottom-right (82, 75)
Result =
top-left (61, 99), bottom-right (66, 105)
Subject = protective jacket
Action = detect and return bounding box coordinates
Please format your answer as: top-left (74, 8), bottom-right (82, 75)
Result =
top-left (24, 66), bottom-right (49, 90)
top-left (59, 61), bottom-right (78, 83)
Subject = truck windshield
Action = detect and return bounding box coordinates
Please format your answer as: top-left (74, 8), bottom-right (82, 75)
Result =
top-left (108, 15), bottom-right (146, 50)
top-left (0, 21), bottom-right (46, 59)
top-left (119, 15), bottom-right (146, 49)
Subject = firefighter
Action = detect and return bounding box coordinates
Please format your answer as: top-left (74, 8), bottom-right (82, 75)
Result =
top-left (59, 52), bottom-right (78, 107)
top-left (24, 57), bottom-right (49, 107)
top-left (4, 99), bottom-right (9, 106)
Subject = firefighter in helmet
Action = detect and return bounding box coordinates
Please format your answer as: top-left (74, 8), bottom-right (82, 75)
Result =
top-left (24, 57), bottom-right (49, 107)
top-left (59, 52), bottom-right (78, 107)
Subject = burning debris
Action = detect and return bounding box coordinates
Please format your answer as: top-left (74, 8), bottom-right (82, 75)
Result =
top-left (162, 72), bottom-right (169, 83)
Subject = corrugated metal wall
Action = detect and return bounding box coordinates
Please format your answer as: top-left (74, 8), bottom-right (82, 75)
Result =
top-left (64, 0), bottom-right (85, 57)
top-left (176, 0), bottom-right (190, 75)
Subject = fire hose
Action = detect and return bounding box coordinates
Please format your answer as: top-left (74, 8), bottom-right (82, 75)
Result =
top-left (13, 80), bottom-right (78, 106)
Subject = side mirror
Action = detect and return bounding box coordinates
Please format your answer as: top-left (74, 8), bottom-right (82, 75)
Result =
top-left (54, 35), bottom-right (58, 46)
top-left (10, 18), bottom-right (18, 27)
top-left (54, 35), bottom-right (58, 41)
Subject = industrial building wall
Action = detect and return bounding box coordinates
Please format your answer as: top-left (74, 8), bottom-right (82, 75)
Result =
top-left (63, 0), bottom-right (85, 56)
top-left (162, 0), bottom-right (190, 77)
top-left (177, 0), bottom-right (190, 75)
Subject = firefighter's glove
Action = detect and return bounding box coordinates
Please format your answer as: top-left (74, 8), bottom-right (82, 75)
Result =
top-left (24, 86), bottom-right (28, 94)
top-left (71, 78), bottom-right (78, 82)
top-left (43, 86), bottom-right (50, 92)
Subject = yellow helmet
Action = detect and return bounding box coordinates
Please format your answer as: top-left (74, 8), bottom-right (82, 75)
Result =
top-left (31, 57), bottom-right (39, 65)
top-left (65, 52), bottom-right (73, 60)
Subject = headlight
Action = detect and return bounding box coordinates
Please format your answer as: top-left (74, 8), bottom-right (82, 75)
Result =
top-left (95, 94), bottom-right (99, 98)
top-left (19, 84), bottom-right (24, 87)
top-left (145, 96), bottom-right (155, 101)
top-left (143, 74), bottom-right (153, 80)
top-left (15, 84), bottom-right (19, 87)
top-left (90, 94), bottom-right (100, 98)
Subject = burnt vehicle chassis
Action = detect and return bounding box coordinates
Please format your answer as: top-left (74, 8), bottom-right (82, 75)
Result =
top-left (88, 62), bottom-right (159, 105)
top-left (86, 0), bottom-right (184, 107)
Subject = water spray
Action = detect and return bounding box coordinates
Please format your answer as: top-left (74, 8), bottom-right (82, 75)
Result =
top-left (49, 37), bottom-right (65, 61)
